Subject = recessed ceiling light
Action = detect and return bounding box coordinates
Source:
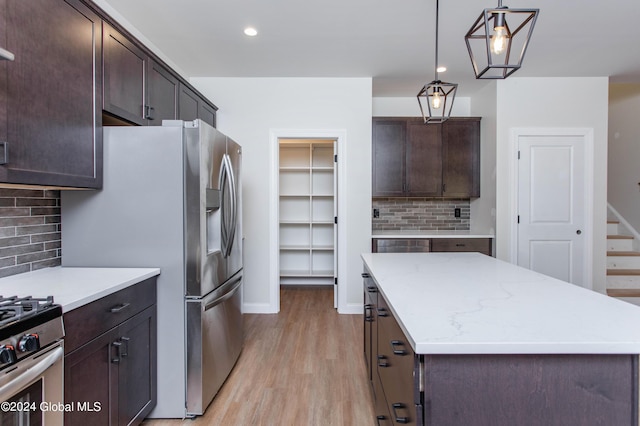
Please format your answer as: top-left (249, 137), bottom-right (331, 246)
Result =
top-left (436, 66), bottom-right (447, 73)
top-left (244, 27), bottom-right (258, 37)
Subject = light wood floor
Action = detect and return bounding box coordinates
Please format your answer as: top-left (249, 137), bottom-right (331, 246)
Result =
top-left (142, 286), bottom-right (375, 425)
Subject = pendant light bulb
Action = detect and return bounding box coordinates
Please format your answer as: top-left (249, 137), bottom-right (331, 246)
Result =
top-left (431, 91), bottom-right (442, 109)
top-left (491, 25), bottom-right (507, 54)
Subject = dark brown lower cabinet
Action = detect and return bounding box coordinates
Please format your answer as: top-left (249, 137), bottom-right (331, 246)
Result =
top-left (64, 278), bottom-right (157, 426)
top-left (429, 237), bottom-right (492, 255)
top-left (376, 292), bottom-right (420, 426)
top-left (363, 269), bottom-right (639, 426)
top-left (363, 273), bottom-right (378, 381)
top-left (371, 237), bottom-right (492, 256)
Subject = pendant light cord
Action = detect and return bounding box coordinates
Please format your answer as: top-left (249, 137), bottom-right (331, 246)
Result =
top-left (434, 0), bottom-right (439, 81)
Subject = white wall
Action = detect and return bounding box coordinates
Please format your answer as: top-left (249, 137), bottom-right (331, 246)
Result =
top-left (469, 82), bottom-right (498, 236)
top-left (372, 96), bottom-right (470, 117)
top-left (608, 84), bottom-right (640, 232)
top-left (495, 77), bottom-right (609, 293)
top-left (190, 77), bottom-right (372, 313)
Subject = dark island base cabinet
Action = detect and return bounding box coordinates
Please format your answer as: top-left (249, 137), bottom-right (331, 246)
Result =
top-left (363, 270), bottom-right (639, 426)
top-left (377, 293), bottom-right (421, 426)
top-left (63, 277), bottom-right (157, 426)
top-left (423, 354), bottom-right (638, 426)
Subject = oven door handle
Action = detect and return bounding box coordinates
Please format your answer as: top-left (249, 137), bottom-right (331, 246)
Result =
top-left (0, 346), bottom-right (63, 402)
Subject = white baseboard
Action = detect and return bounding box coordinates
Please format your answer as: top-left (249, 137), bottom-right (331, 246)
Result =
top-left (242, 302), bottom-right (279, 314)
top-left (338, 303), bottom-right (364, 315)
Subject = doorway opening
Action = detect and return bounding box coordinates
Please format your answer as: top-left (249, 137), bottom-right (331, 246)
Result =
top-left (270, 129), bottom-right (347, 313)
top-left (278, 138), bottom-right (337, 307)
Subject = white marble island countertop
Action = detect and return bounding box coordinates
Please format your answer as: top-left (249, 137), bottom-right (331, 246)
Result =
top-left (0, 266), bottom-right (160, 312)
top-left (362, 252), bottom-right (640, 355)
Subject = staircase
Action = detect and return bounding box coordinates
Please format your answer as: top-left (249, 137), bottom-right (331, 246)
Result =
top-left (606, 219), bottom-right (640, 305)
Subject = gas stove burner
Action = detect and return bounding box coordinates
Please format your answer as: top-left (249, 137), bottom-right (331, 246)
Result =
top-left (0, 295), bottom-right (63, 370)
top-left (0, 295), bottom-right (56, 327)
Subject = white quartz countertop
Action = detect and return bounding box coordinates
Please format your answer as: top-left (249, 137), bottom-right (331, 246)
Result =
top-left (0, 266), bottom-right (160, 312)
top-left (361, 252), bottom-right (640, 355)
top-left (372, 230), bottom-right (494, 239)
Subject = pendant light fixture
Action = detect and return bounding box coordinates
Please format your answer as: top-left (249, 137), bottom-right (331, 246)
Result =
top-left (417, 0), bottom-right (457, 124)
top-left (464, 0), bottom-right (539, 79)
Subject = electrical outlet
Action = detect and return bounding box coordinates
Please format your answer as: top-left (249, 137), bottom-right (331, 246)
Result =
top-left (373, 208), bottom-right (380, 218)
top-left (454, 208), bottom-right (461, 218)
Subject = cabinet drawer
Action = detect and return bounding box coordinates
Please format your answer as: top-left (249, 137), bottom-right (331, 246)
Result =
top-left (64, 277), bottom-right (157, 353)
top-left (430, 238), bottom-right (492, 255)
top-left (373, 238), bottom-right (430, 253)
top-left (373, 369), bottom-right (393, 425)
top-left (377, 296), bottom-right (418, 425)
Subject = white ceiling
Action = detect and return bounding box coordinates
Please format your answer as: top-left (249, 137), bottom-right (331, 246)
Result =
top-left (100, 0), bottom-right (640, 97)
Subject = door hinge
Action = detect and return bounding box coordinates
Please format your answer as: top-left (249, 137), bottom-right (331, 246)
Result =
top-left (518, 150), bottom-right (521, 160)
top-left (334, 216), bottom-right (338, 224)
top-left (334, 277), bottom-right (338, 285)
top-left (517, 215), bottom-right (520, 224)
top-left (334, 154), bottom-right (337, 163)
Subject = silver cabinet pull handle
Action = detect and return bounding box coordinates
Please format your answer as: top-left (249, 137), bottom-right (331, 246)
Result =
top-left (0, 142), bottom-right (7, 165)
top-left (110, 302), bottom-right (130, 313)
top-left (0, 47), bottom-right (15, 61)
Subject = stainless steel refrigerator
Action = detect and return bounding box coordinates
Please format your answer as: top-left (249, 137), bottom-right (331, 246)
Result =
top-left (61, 120), bottom-right (243, 418)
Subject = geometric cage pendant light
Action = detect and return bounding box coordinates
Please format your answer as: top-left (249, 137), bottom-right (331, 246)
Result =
top-left (464, 0), bottom-right (539, 79)
top-left (417, 0), bottom-right (457, 124)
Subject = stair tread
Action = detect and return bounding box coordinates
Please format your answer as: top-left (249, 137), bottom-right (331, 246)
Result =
top-left (608, 288), bottom-right (640, 297)
top-left (607, 269), bottom-right (640, 276)
top-left (607, 235), bottom-right (634, 239)
top-left (607, 251), bottom-right (640, 256)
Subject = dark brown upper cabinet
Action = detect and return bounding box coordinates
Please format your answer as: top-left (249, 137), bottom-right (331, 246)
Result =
top-left (179, 83), bottom-right (217, 128)
top-left (147, 60), bottom-right (179, 126)
top-left (103, 24), bottom-right (182, 127)
top-left (103, 23), bottom-right (180, 126)
top-left (372, 119), bottom-right (405, 196)
top-left (442, 118), bottom-right (481, 198)
top-left (0, 0), bottom-right (103, 188)
top-left (372, 117), bottom-right (480, 198)
top-left (103, 23), bottom-right (146, 125)
top-left (406, 121), bottom-right (442, 196)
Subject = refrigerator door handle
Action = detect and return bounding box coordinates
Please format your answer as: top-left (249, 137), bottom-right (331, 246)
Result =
top-left (220, 154), bottom-right (236, 258)
top-left (203, 275), bottom-right (242, 311)
top-left (218, 155), bottom-right (230, 256)
top-left (226, 154), bottom-right (238, 256)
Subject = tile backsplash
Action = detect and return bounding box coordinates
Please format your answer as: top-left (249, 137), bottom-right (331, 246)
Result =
top-left (0, 188), bottom-right (61, 278)
top-left (372, 198), bottom-right (470, 231)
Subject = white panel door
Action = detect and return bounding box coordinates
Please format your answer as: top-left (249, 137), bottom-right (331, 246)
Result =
top-left (517, 135), bottom-right (586, 286)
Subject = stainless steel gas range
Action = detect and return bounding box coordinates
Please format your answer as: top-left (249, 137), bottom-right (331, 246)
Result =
top-left (0, 295), bottom-right (64, 425)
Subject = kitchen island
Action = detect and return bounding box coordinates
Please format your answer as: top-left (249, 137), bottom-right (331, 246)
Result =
top-left (362, 252), bottom-right (640, 426)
